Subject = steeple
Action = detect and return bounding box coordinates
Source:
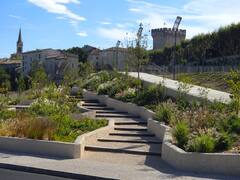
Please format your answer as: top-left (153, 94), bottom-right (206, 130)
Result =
top-left (17, 28), bottom-right (22, 43)
top-left (16, 28), bottom-right (23, 54)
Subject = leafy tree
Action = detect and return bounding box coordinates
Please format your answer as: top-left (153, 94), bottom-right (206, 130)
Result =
top-left (17, 74), bottom-right (26, 94)
top-left (31, 67), bottom-right (48, 95)
top-left (0, 68), bottom-right (11, 94)
top-left (226, 69), bottom-right (240, 116)
top-left (66, 47), bottom-right (88, 63)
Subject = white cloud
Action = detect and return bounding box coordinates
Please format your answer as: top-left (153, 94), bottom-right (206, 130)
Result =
top-left (9, 14), bottom-right (25, 21)
top-left (28, 0), bottom-right (85, 21)
top-left (98, 21), bottom-right (111, 25)
top-left (97, 27), bottom-right (135, 41)
top-left (127, 0), bottom-right (240, 38)
top-left (77, 32), bottom-right (88, 37)
top-left (128, 8), bottom-right (141, 12)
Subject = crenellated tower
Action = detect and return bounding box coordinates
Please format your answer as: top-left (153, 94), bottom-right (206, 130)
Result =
top-left (151, 28), bottom-right (186, 50)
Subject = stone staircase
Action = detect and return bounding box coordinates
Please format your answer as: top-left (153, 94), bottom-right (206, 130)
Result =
top-left (81, 99), bottom-right (162, 160)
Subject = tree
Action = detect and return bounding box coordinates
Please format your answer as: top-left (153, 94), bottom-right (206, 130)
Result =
top-left (17, 74), bottom-right (26, 94)
top-left (126, 23), bottom-right (149, 91)
top-left (66, 47), bottom-right (88, 63)
top-left (31, 67), bottom-right (48, 95)
top-left (226, 69), bottom-right (240, 116)
top-left (0, 68), bottom-right (11, 94)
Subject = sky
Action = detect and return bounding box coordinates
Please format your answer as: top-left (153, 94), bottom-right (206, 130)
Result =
top-left (1, 0), bottom-right (240, 58)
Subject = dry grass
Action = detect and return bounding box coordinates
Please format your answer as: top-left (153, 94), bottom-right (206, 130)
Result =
top-left (0, 112), bottom-right (56, 140)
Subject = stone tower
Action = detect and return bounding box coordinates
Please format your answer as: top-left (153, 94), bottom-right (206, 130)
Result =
top-left (17, 28), bottom-right (23, 54)
top-left (151, 28), bottom-right (186, 50)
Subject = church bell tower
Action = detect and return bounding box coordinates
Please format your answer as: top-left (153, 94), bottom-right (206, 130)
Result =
top-left (17, 28), bottom-right (23, 54)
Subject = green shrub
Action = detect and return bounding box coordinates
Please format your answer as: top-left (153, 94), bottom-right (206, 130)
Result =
top-left (83, 75), bottom-right (102, 90)
top-left (176, 97), bottom-right (190, 110)
top-left (187, 134), bottom-right (215, 153)
top-left (154, 103), bottom-right (174, 124)
top-left (173, 122), bottom-right (189, 149)
top-left (115, 88), bottom-right (137, 102)
top-left (215, 132), bottom-right (232, 151)
top-left (0, 109), bottom-right (16, 120)
top-left (209, 101), bottom-right (227, 112)
top-left (230, 116), bottom-right (240, 134)
top-left (29, 98), bottom-right (70, 116)
top-left (134, 84), bottom-right (164, 106)
top-left (97, 81), bottom-right (113, 95)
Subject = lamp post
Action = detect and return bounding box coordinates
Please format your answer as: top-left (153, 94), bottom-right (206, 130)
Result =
top-left (116, 40), bottom-right (121, 70)
top-left (172, 16), bottom-right (182, 80)
top-left (136, 23), bottom-right (143, 81)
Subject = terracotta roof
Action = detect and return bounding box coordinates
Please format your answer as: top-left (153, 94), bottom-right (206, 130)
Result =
top-left (0, 60), bottom-right (22, 65)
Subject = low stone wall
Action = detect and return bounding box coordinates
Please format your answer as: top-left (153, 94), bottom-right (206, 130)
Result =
top-left (75, 120), bottom-right (114, 158)
top-left (0, 136), bottom-right (80, 159)
top-left (148, 119), bottom-right (240, 177)
top-left (128, 72), bottom-right (231, 104)
top-left (147, 119), bottom-right (171, 142)
top-left (83, 90), bottom-right (155, 121)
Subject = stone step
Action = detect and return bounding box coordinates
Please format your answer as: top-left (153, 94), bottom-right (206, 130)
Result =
top-left (85, 107), bottom-right (114, 110)
top-left (114, 121), bottom-right (147, 125)
top-left (109, 131), bottom-right (155, 137)
top-left (82, 103), bottom-right (106, 107)
top-left (85, 145), bottom-right (161, 156)
top-left (114, 127), bottom-right (147, 131)
top-left (96, 110), bottom-right (128, 114)
top-left (83, 151), bottom-right (162, 165)
top-left (96, 114), bottom-right (140, 118)
top-left (97, 138), bottom-right (162, 144)
top-left (82, 99), bottom-right (99, 103)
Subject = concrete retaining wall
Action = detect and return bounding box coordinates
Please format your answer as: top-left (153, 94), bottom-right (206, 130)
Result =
top-left (0, 136), bottom-right (80, 159)
top-left (128, 72), bottom-right (231, 104)
top-left (83, 90), bottom-right (155, 121)
top-left (75, 120), bottom-right (114, 158)
top-left (148, 119), bottom-right (240, 177)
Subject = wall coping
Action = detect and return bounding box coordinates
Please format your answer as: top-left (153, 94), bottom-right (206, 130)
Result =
top-left (148, 118), bottom-right (240, 177)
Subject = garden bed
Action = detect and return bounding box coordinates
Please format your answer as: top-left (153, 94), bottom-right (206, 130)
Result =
top-left (148, 118), bottom-right (240, 177)
top-left (83, 90), bottom-right (240, 176)
top-left (82, 71), bottom-right (240, 154)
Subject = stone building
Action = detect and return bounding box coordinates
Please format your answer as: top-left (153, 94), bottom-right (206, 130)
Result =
top-left (87, 47), bottom-right (128, 70)
top-left (151, 28), bottom-right (186, 50)
top-left (22, 49), bottom-right (79, 83)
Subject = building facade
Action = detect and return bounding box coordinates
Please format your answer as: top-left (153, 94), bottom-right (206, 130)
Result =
top-left (151, 28), bottom-right (186, 50)
top-left (22, 49), bottom-right (79, 83)
top-left (87, 47), bottom-right (128, 70)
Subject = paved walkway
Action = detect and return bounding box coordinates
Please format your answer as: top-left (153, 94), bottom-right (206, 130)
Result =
top-left (0, 151), bottom-right (238, 180)
top-left (128, 72), bottom-right (231, 103)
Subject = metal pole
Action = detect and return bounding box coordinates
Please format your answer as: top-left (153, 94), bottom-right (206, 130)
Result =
top-left (173, 30), bottom-right (177, 80)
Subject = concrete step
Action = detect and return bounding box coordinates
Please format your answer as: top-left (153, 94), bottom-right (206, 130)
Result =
top-left (82, 99), bottom-right (99, 103)
top-left (82, 103), bottom-right (106, 107)
top-left (96, 114), bottom-right (140, 118)
top-left (109, 131), bottom-right (155, 137)
top-left (97, 138), bottom-right (162, 144)
top-left (85, 107), bottom-right (114, 110)
top-left (96, 110), bottom-right (128, 114)
top-left (85, 145), bottom-right (161, 156)
top-left (114, 121), bottom-right (147, 125)
top-left (114, 127), bottom-right (147, 131)
top-left (83, 151), bottom-right (163, 166)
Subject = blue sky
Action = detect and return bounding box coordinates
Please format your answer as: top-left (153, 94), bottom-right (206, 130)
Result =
top-left (1, 0), bottom-right (240, 58)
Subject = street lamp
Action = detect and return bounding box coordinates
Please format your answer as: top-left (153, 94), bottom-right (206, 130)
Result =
top-left (115, 40), bottom-right (121, 69)
top-left (172, 16), bottom-right (182, 80)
